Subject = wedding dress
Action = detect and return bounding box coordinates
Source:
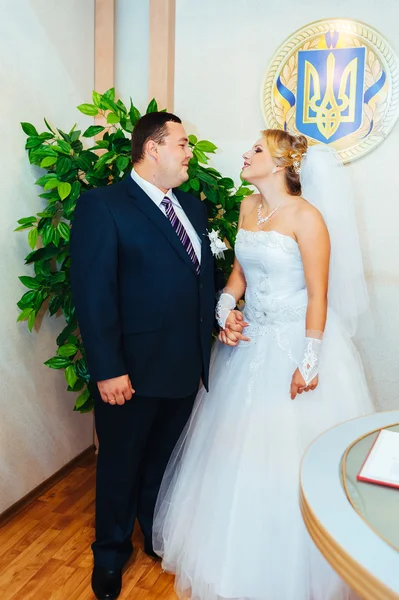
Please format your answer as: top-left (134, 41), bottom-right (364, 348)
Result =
top-left (153, 147), bottom-right (374, 600)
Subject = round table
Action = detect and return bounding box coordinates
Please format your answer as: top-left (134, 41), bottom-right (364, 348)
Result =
top-left (300, 410), bottom-right (399, 599)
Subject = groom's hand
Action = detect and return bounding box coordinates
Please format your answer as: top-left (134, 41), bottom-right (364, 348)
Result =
top-left (97, 374), bottom-right (135, 405)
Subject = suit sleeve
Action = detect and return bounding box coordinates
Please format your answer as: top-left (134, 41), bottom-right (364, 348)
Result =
top-left (70, 192), bottom-right (127, 382)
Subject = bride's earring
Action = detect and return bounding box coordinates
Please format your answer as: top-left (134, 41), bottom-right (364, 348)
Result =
top-left (272, 167), bottom-right (277, 174)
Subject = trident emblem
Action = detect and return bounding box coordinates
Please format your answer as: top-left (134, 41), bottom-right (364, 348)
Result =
top-left (295, 47), bottom-right (365, 143)
top-left (303, 52), bottom-right (358, 139)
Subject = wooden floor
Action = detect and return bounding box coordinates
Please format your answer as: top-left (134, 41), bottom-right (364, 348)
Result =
top-left (0, 452), bottom-right (178, 599)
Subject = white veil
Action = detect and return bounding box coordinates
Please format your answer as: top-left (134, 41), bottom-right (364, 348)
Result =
top-left (300, 145), bottom-right (369, 337)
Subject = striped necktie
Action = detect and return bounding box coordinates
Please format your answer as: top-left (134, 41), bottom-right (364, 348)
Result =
top-left (161, 197), bottom-right (200, 275)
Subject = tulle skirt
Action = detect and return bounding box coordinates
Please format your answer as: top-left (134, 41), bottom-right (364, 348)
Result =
top-left (153, 311), bottom-right (373, 600)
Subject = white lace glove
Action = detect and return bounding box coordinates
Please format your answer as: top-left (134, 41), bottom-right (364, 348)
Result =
top-left (298, 331), bottom-right (323, 386)
top-left (216, 292), bottom-right (236, 329)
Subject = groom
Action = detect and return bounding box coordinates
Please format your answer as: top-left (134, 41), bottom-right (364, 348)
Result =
top-left (70, 112), bottom-right (217, 600)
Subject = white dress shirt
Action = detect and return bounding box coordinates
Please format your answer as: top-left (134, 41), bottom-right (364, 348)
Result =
top-left (130, 169), bottom-right (202, 263)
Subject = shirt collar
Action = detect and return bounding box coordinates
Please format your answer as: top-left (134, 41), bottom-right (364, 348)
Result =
top-left (131, 168), bottom-right (176, 208)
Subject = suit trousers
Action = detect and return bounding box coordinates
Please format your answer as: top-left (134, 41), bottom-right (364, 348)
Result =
top-left (92, 387), bottom-right (197, 568)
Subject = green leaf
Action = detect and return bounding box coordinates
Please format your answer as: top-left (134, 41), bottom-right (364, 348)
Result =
top-left (235, 186), bottom-right (253, 197)
top-left (67, 379), bottom-right (85, 392)
top-left (197, 170), bottom-right (217, 186)
top-left (77, 103), bottom-right (99, 116)
top-left (28, 311), bottom-right (36, 331)
top-left (58, 344), bottom-right (78, 358)
top-left (19, 276), bottom-right (40, 290)
top-left (219, 177), bottom-right (235, 189)
top-left (44, 178), bottom-right (60, 190)
top-left (41, 224), bottom-right (54, 246)
top-left (129, 100), bottom-right (141, 126)
top-left (120, 118), bottom-right (133, 133)
top-left (107, 112), bottom-right (120, 124)
top-left (17, 307), bottom-right (34, 322)
top-left (54, 140), bottom-right (72, 155)
top-left (15, 224), bottom-right (33, 231)
top-left (116, 99), bottom-right (128, 114)
top-left (94, 151), bottom-right (116, 171)
top-left (17, 217), bottom-right (36, 225)
top-left (146, 99), bottom-right (158, 113)
top-left (56, 321), bottom-right (77, 346)
top-left (196, 140), bottom-right (217, 153)
top-left (51, 271), bottom-right (66, 284)
top-left (28, 228), bottom-right (39, 250)
top-left (75, 388), bottom-right (91, 410)
top-left (193, 148), bottom-right (209, 164)
top-left (35, 173), bottom-right (58, 186)
top-left (49, 294), bottom-right (63, 316)
top-left (57, 222), bottom-right (70, 241)
top-left (188, 134), bottom-right (198, 145)
top-left (89, 140), bottom-right (109, 150)
top-left (44, 117), bottom-right (55, 133)
top-left (75, 358), bottom-right (90, 382)
top-left (39, 132), bottom-right (54, 141)
top-left (69, 180), bottom-right (82, 202)
top-left (76, 153), bottom-right (93, 172)
top-left (21, 122), bottom-right (38, 136)
top-left (64, 363), bottom-right (79, 387)
top-left (17, 291), bottom-right (37, 309)
top-left (26, 137), bottom-right (42, 149)
top-left (83, 125), bottom-right (105, 138)
top-left (44, 356), bottom-right (71, 369)
top-left (58, 181), bottom-right (72, 200)
top-left (92, 90), bottom-right (102, 107)
top-left (116, 156), bottom-right (130, 172)
top-left (40, 156), bottom-right (57, 168)
top-left (103, 87), bottom-right (115, 102)
top-left (56, 156), bottom-right (72, 176)
top-left (190, 178), bottom-right (200, 191)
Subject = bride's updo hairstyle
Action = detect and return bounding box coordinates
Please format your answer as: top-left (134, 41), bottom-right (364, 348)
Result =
top-left (262, 129), bottom-right (308, 196)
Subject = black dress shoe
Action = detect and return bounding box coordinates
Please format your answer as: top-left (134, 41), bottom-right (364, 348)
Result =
top-left (91, 566), bottom-right (122, 600)
top-left (144, 543), bottom-right (160, 560)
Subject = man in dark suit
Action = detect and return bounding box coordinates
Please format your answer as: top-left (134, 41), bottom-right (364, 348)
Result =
top-left (70, 112), bottom-right (216, 600)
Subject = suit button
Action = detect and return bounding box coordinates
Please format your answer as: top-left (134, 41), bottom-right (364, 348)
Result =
top-left (200, 317), bottom-right (203, 322)
top-left (200, 283), bottom-right (203, 289)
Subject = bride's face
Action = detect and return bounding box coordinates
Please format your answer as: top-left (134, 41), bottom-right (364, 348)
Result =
top-left (241, 138), bottom-right (276, 183)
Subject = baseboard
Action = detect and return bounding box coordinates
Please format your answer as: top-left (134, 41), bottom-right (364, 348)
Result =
top-left (0, 445), bottom-right (96, 528)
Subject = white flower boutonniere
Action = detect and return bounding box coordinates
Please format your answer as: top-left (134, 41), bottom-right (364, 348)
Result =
top-left (207, 229), bottom-right (228, 259)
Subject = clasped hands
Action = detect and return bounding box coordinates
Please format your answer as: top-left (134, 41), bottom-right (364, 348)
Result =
top-left (218, 310), bottom-right (250, 346)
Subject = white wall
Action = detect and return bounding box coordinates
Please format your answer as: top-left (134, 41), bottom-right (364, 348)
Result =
top-left (115, 0), bottom-right (150, 112)
top-left (175, 0), bottom-right (399, 411)
top-left (0, 0), bottom-right (94, 513)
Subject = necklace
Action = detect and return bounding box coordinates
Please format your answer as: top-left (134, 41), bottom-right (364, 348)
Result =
top-left (257, 202), bottom-right (282, 226)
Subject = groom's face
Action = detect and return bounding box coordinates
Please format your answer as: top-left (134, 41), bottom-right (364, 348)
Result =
top-left (156, 122), bottom-right (193, 188)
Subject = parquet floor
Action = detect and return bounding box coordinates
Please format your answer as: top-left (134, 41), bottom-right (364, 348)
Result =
top-left (0, 452), bottom-right (178, 599)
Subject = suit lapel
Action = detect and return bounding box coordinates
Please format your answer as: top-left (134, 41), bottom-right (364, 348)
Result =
top-left (126, 177), bottom-right (198, 274)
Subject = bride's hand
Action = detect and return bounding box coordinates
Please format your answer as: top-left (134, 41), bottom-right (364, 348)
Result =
top-left (290, 368), bottom-right (318, 400)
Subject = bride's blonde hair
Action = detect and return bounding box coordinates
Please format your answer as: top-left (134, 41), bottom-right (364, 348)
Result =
top-left (262, 129), bottom-right (308, 196)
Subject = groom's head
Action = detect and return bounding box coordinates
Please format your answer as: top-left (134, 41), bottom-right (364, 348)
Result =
top-left (131, 112), bottom-right (193, 191)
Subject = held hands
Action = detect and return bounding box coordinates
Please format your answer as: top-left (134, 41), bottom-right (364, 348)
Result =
top-left (218, 310), bottom-right (250, 346)
top-left (97, 374), bottom-right (135, 405)
top-left (290, 368), bottom-right (318, 400)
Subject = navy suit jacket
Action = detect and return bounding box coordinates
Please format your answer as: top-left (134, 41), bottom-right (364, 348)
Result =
top-left (70, 176), bottom-right (216, 398)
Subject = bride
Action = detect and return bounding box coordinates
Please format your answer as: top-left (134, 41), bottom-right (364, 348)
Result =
top-left (152, 129), bottom-right (374, 600)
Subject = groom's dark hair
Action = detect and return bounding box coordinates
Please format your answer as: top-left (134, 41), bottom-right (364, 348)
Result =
top-left (131, 112), bottom-right (182, 164)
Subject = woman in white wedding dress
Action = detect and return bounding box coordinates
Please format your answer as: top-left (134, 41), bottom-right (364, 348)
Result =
top-left (153, 129), bottom-right (374, 600)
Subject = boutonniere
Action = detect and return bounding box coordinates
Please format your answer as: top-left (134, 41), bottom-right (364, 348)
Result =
top-left (206, 229), bottom-right (228, 259)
